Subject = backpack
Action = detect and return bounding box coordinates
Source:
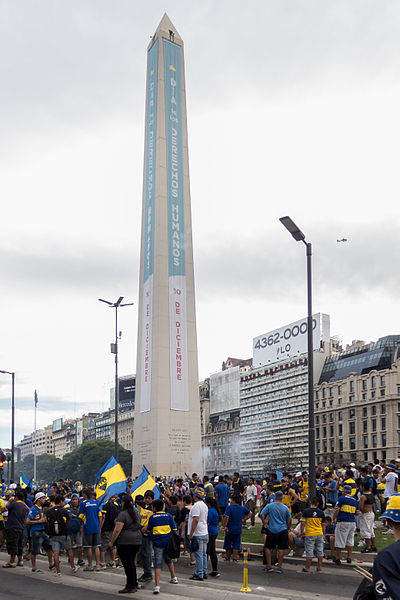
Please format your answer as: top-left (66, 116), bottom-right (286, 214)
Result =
top-left (316, 487), bottom-right (326, 511)
top-left (68, 514), bottom-right (82, 534)
top-left (166, 530), bottom-right (181, 559)
top-left (46, 507), bottom-right (68, 537)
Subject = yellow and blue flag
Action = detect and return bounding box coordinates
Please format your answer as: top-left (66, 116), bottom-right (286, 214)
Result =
top-left (95, 456), bottom-right (127, 508)
top-left (131, 465), bottom-right (161, 500)
top-left (19, 472), bottom-right (32, 489)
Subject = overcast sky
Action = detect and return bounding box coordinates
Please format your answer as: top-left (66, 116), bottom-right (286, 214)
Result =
top-left (1, 0), bottom-right (399, 448)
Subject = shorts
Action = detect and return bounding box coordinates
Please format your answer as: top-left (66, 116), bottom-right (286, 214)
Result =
top-left (264, 529), bottom-right (289, 550)
top-left (153, 545), bottom-right (172, 569)
top-left (6, 528), bottom-right (24, 556)
top-left (50, 535), bottom-right (72, 552)
top-left (31, 530), bottom-right (52, 555)
top-left (223, 531), bottom-right (241, 551)
top-left (360, 512), bottom-right (375, 540)
top-left (304, 535), bottom-right (324, 558)
top-left (335, 522), bottom-right (356, 549)
top-left (83, 532), bottom-right (101, 548)
top-left (70, 532), bottom-right (83, 548)
top-left (101, 530), bottom-right (115, 552)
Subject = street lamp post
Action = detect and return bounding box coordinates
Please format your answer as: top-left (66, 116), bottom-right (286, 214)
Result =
top-left (98, 297), bottom-right (134, 461)
top-left (279, 216), bottom-right (316, 500)
top-left (0, 370), bottom-right (15, 482)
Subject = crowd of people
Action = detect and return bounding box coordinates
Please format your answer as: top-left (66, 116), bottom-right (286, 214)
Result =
top-left (1, 459), bottom-right (400, 598)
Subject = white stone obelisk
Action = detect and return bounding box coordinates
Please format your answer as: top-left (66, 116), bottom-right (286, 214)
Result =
top-left (133, 14), bottom-right (201, 477)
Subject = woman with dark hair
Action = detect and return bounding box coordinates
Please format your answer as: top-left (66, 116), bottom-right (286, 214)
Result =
top-left (109, 494), bottom-right (142, 594)
top-left (206, 497), bottom-right (220, 577)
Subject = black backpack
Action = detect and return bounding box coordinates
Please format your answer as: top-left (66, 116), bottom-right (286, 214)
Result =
top-left (316, 487), bottom-right (327, 510)
top-left (46, 507), bottom-right (68, 537)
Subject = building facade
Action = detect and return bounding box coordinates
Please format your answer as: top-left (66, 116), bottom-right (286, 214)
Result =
top-left (87, 409), bottom-right (135, 455)
top-left (315, 336), bottom-right (400, 465)
top-left (17, 424), bottom-right (54, 461)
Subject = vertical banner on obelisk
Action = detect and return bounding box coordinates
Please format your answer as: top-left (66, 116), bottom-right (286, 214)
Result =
top-left (164, 39), bottom-right (189, 411)
top-left (140, 40), bottom-right (158, 413)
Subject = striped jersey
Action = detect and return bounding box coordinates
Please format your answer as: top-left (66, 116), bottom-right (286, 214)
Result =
top-left (336, 495), bottom-right (359, 522)
top-left (147, 511), bottom-right (176, 548)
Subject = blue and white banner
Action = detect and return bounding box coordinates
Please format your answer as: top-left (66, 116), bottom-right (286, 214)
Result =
top-left (140, 39), bottom-right (158, 413)
top-left (164, 39), bottom-right (188, 411)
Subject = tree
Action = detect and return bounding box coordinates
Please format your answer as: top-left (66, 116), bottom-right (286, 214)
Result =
top-left (60, 440), bottom-right (132, 484)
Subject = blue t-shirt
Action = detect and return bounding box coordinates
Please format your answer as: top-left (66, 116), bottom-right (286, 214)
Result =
top-left (261, 502), bottom-right (291, 534)
top-left (336, 495), bottom-right (359, 523)
top-left (214, 483), bottom-right (229, 507)
top-left (224, 504), bottom-right (249, 534)
top-left (207, 507), bottom-right (219, 535)
top-left (78, 499), bottom-right (101, 534)
top-left (327, 480), bottom-right (338, 504)
top-left (27, 504), bottom-right (45, 532)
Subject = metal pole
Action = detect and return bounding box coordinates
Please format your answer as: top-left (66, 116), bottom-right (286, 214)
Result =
top-left (33, 392), bottom-right (37, 482)
top-left (11, 372), bottom-right (15, 482)
top-left (305, 242), bottom-right (316, 499)
top-left (115, 305), bottom-right (119, 461)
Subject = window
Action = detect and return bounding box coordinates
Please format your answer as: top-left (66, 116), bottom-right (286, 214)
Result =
top-left (322, 388), bottom-right (326, 399)
top-left (316, 428), bottom-right (320, 439)
top-left (350, 380), bottom-right (355, 393)
top-left (372, 419), bottom-right (376, 432)
top-left (316, 416), bottom-right (319, 425)
top-left (339, 439), bottom-right (343, 451)
top-left (381, 404), bottom-right (386, 415)
top-left (322, 401), bottom-right (326, 408)
top-left (323, 415), bottom-right (327, 424)
top-left (338, 411), bottom-right (343, 421)
top-left (371, 376), bottom-right (376, 388)
top-left (362, 393), bottom-right (367, 401)
top-left (316, 391), bottom-right (319, 400)
top-left (363, 436), bottom-right (368, 449)
top-left (372, 434), bottom-right (377, 448)
top-left (323, 427), bottom-right (327, 438)
top-left (349, 422), bottom-right (356, 434)
top-left (329, 388), bottom-right (333, 398)
top-left (339, 423), bottom-right (343, 435)
top-left (381, 417), bottom-right (386, 430)
top-left (382, 433), bottom-right (387, 446)
top-left (317, 441), bottom-right (321, 453)
top-left (338, 398), bottom-right (342, 405)
top-left (330, 439), bottom-right (334, 452)
top-left (363, 407), bottom-right (367, 417)
top-left (338, 385), bottom-right (342, 395)
top-left (349, 409), bottom-right (355, 419)
top-left (363, 421), bottom-right (368, 433)
top-left (349, 395), bottom-right (355, 403)
top-left (323, 441), bottom-right (327, 452)
top-left (330, 413), bottom-right (334, 422)
top-left (330, 425), bottom-right (334, 437)
top-left (398, 386), bottom-right (400, 396)
top-left (372, 406), bottom-right (377, 416)
top-left (350, 437), bottom-right (356, 450)
top-left (380, 388), bottom-right (385, 397)
top-left (364, 451), bottom-right (368, 461)
top-left (362, 380), bottom-right (367, 391)
top-left (371, 390), bottom-right (376, 399)
top-left (316, 402), bottom-right (319, 409)
top-left (329, 399), bottom-right (333, 407)
top-left (380, 375), bottom-right (386, 387)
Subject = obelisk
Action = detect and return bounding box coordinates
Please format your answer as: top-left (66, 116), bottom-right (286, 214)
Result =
top-left (134, 15), bottom-right (201, 477)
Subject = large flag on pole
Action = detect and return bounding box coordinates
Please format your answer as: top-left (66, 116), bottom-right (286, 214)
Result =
top-left (131, 465), bottom-right (161, 500)
top-left (19, 472), bottom-right (32, 489)
top-left (95, 456), bottom-right (127, 508)
top-left (34, 389), bottom-right (38, 407)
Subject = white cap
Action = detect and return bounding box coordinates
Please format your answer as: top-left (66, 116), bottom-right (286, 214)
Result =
top-left (350, 463), bottom-right (356, 467)
top-left (34, 492), bottom-right (46, 502)
top-left (9, 483), bottom-right (17, 489)
top-left (214, 477), bottom-right (219, 483)
top-left (295, 472), bottom-right (302, 478)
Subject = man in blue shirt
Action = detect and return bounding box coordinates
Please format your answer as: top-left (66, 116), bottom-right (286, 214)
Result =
top-left (260, 490), bottom-right (291, 573)
top-left (78, 489), bottom-right (101, 571)
top-left (324, 473), bottom-right (338, 506)
top-left (214, 477), bottom-right (229, 515)
top-left (222, 494), bottom-right (251, 561)
top-left (26, 492), bottom-right (53, 573)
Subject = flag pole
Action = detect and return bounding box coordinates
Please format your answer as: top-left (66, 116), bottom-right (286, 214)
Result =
top-left (33, 390), bottom-right (38, 482)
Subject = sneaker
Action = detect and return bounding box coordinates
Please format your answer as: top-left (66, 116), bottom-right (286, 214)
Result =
top-left (302, 568), bottom-right (310, 573)
top-left (203, 574), bottom-right (208, 579)
top-left (54, 572), bottom-right (62, 577)
top-left (287, 550), bottom-right (294, 557)
top-left (72, 565), bottom-right (80, 573)
top-left (357, 540), bottom-right (366, 547)
top-left (3, 563), bottom-right (16, 568)
top-left (17, 561), bottom-right (24, 567)
top-left (138, 574), bottom-right (153, 582)
top-left (187, 561), bottom-right (196, 566)
top-left (333, 558), bottom-right (341, 566)
top-left (170, 576), bottom-right (178, 584)
top-left (182, 551), bottom-right (189, 556)
top-left (264, 566), bottom-right (274, 573)
top-left (247, 525), bottom-right (254, 529)
top-left (275, 567), bottom-right (283, 574)
top-left (49, 563), bottom-right (56, 570)
top-left (94, 565), bottom-right (101, 571)
top-left (153, 586), bottom-right (160, 594)
top-left (107, 561), bottom-right (116, 568)
top-left (77, 559), bottom-right (85, 566)
top-left (31, 568), bottom-right (41, 573)
top-left (189, 574), bottom-right (203, 581)
top-left (84, 565), bottom-right (94, 571)
top-left (361, 548), bottom-right (372, 554)
top-left (346, 558), bottom-right (352, 564)
top-left (210, 571), bottom-right (220, 577)
top-left (100, 563), bottom-right (107, 570)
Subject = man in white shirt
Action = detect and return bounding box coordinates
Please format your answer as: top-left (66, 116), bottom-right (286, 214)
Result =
top-left (188, 487), bottom-right (208, 581)
top-left (245, 478), bottom-right (257, 528)
top-left (382, 465), bottom-right (398, 503)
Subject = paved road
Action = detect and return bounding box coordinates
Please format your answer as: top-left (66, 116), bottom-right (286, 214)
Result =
top-left (0, 550), bottom-right (363, 599)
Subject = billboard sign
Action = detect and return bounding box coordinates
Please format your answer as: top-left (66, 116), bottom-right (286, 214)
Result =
top-left (210, 367), bottom-right (240, 415)
top-left (253, 313), bottom-right (330, 367)
top-left (52, 418), bottom-right (63, 433)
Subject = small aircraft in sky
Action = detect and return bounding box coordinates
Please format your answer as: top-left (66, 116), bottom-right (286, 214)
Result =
top-left (337, 238), bottom-right (348, 242)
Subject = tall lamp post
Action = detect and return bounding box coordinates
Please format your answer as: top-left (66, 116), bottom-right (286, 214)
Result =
top-left (98, 297), bottom-right (134, 460)
top-left (279, 216), bottom-right (316, 500)
top-left (0, 369), bottom-right (15, 482)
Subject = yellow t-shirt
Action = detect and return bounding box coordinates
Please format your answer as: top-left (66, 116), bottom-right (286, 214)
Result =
top-left (0, 497), bottom-right (5, 521)
top-left (300, 507), bottom-right (325, 536)
top-left (299, 481), bottom-right (309, 502)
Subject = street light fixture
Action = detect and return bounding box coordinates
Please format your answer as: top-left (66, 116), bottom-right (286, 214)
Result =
top-left (279, 216), bottom-right (316, 500)
top-left (98, 297), bottom-right (134, 460)
top-left (0, 369), bottom-right (15, 482)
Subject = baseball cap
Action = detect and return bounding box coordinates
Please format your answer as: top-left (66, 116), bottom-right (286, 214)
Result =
top-left (71, 493), bottom-right (79, 499)
top-left (295, 472), bottom-right (302, 478)
top-left (193, 487), bottom-right (206, 500)
top-left (34, 492), bottom-right (46, 502)
top-left (9, 483), bottom-right (17, 490)
top-left (350, 462), bottom-right (356, 467)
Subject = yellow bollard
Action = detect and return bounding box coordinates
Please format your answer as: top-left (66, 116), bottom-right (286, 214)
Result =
top-left (240, 548), bottom-right (252, 592)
